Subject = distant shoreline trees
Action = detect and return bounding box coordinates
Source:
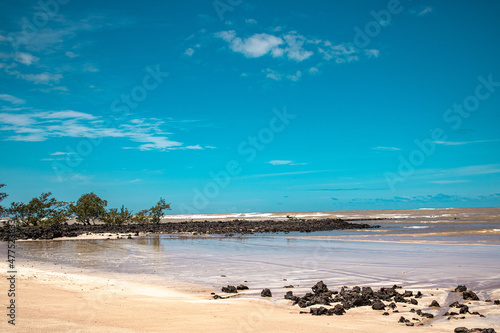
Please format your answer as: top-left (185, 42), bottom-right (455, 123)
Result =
top-left (1, 184), bottom-right (172, 227)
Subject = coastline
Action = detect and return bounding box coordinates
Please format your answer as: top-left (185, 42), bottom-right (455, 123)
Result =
top-left (2, 261), bottom-right (500, 332)
top-left (2, 208), bottom-right (499, 332)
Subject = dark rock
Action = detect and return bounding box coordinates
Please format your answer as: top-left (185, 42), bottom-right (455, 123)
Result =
top-left (455, 285), bottom-right (468, 293)
top-left (261, 288), bottom-right (272, 297)
top-left (459, 305), bottom-right (469, 314)
top-left (494, 300), bottom-right (500, 305)
top-left (284, 291), bottom-right (297, 301)
top-left (330, 304), bottom-right (346, 315)
top-left (398, 316), bottom-right (406, 323)
top-left (455, 328), bottom-right (497, 333)
top-left (429, 300), bottom-right (440, 307)
top-left (415, 291), bottom-right (423, 298)
top-left (388, 302), bottom-right (397, 309)
top-left (403, 290), bottom-right (413, 297)
top-left (372, 301), bottom-right (385, 310)
top-left (312, 281), bottom-right (329, 294)
top-left (450, 301), bottom-right (461, 308)
top-left (221, 285), bottom-right (237, 293)
top-left (236, 284), bottom-right (249, 290)
top-left (383, 312), bottom-right (389, 316)
top-left (362, 287), bottom-right (374, 298)
top-left (410, 299), bottom-right (418, 305)
top-left (284, 285), bottom-right (294, 288)
top-left (310, 307), bottom-right (329, 316)
top-left (463, 291), bottom-right (480, 301)
top-left (421, 312), bottom-right (434, 318)
top-left (406, 322), bottom-right (414, 326)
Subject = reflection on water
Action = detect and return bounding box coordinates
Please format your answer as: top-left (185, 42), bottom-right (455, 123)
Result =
top-left (4, 207), bottom-right (500, 298)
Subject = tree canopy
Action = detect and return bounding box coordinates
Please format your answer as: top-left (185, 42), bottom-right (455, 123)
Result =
top-left (9, 192), bottom-right (69, 226)
top-left (149, 198), bottom-right (171, 224)
top-left (70, 192), bottom-right (108, 225)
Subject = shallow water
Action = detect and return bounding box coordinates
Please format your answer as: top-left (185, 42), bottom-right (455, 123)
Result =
top-left (5, 207), bottom-right (500, 299)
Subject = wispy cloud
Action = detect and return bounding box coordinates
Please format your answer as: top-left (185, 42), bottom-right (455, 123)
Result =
top-left (237, 170), bottom-right (320, 180)
top-left (410, 6), bottom-right (434, 17)
top-left (14, 52), bottom-right (39, 65)
top-left (0, 94), bottom-right (26, 105)
top-left (443, 164), bottom-right (500, 177)
top-left (417, 6), bottom-right (433, 16)
top-left (434, 140), bottom-right (498, 146)
top-left (268, 160), bottom-right (307, 166)
top-left (51, 151), bottom-right (76, 156)
top-left (0, 108), bottom-right (204, 151)
top-left (428, 180), bottom-right (470, 184)
top-left (373, 146), bottom-right (401, 151)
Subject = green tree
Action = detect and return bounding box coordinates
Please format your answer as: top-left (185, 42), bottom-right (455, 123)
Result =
top-left (8, 202), bottom-right (28, 226)
top-left (149, 198), bottom-right (171, 224)
top-left (102, 205), bottom-right (132, 225)
top-left (0, 184), bottom-right (7, 217)
top-left (70, 192), bottom-right (107, 225)
top-left (132, 209), bottom-right (150, 224)
top-left (9, 192), bottom-right (69, 226)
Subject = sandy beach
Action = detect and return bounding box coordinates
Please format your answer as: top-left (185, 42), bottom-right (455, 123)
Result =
top-left (2, 262), bottom-right (499, 333)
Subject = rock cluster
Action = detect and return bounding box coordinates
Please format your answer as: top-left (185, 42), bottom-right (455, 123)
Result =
top-left (0, 218), bottom-right (380, 240)
top-left (285, 281), bottom-right (425, 314)
top-left (454, 328), bottom-right (496, 333)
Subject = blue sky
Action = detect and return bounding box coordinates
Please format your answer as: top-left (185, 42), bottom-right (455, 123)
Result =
top-left (1, 0), bottom-right (499, 213)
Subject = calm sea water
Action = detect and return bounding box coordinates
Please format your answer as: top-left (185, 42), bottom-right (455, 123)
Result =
top-left (6, 207), bottom-right (500, 298)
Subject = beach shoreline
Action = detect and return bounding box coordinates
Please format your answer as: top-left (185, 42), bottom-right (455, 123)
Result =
top-left (2, 207), bottom-right (499, 332)
top-left (1, 260), bottom-right (499, 332)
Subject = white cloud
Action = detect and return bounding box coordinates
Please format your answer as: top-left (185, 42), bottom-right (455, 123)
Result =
top-left (51, 151), bottom-right (76, 156)
top-left (216, 31), bottom-right (314, 62)
top-left (373, 146), bottom-right (401, 151)
top-left (0, 94), bottom-right (26, 105)
top-left (229, 33), bottom-right (284, 58)
top-left (364, 49), bottom-right (380, 58)
top-left (308, 67), bottom-right (319, 74)
top-left (264, 68), bottom-right (282, 81)
top-left (0, 35), bottom-right (13, 42)
top-left (287, 71), bottom-right (302, 82)
top-left (18, 72), bottom-right (63, 84)
top-left (283, 33), bottom-right (313, 61)
top-left (215, 30), bottom-right (237, 43)
top-left (65, 51), bottom-right (79, 58)
top-left (0, 108), bottom-right (199, 151)
top-left (83, 64), bottom-right (99, 72)
top-left (39, 110), bottom-right (97, 120)
top-left (14, 52), bottom-right (39, 65)
top-left (428, 180), bottom-right (470, 184)
top-left (268, 160), bottom-right (307, 166)
top-left (417, 6), bottom-right (433, 16)
top-left (444, 164), bottom-right (500, 177)
top-left (184, 48), bottom-right (195, 56)
top-left (245, 19), bottom-right (257, 24)
top-left (268, 160), bottom-right (293, 165)
top-left (434, 140), bottom-right (498, 146)
top-left (318, 42), bottom-right (360, 63)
